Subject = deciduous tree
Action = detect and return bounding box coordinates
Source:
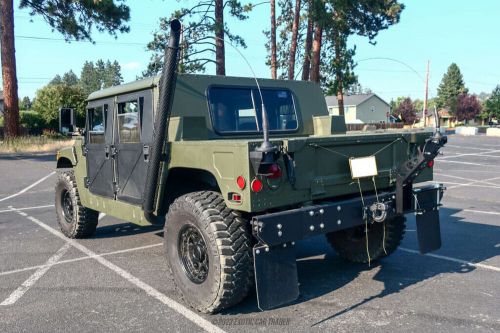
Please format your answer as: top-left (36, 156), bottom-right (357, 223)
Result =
top-left (394, 97), bottom-right (417, 125)
top-left (456, 93), bottom-right (481, 123)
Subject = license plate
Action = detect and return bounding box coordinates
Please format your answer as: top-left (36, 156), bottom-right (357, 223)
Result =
top-left (349, 156), bottom-right (378, 179)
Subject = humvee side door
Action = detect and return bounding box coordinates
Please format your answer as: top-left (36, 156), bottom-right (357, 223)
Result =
top-left (114, 90), bottom-right (154, 204)
top-left (85, 99), bottom-right (115, 198)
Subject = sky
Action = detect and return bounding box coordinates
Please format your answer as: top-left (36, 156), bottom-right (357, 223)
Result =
top-left (4, 0), bottom-right (500, 103)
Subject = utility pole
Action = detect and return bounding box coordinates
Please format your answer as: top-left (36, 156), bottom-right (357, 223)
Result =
top-left (423, 60), bottom-right (430, 127)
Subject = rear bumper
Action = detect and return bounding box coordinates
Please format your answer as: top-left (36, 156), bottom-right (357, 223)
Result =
top-left (251, 183), bottom-right (444, 311)
top-left (251, 183), bottom-right (444, 247)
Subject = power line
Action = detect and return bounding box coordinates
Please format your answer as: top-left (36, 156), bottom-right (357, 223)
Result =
top-left (15, 35), bottom-right (146, 46)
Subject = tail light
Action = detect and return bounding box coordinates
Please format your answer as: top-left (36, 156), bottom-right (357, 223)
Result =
top-left (236, 176), bottom-right (246, 190)
top-left (427, 160), bottom-right (434, 168)
top-left (266, 163), bottom-right (282, 179)
top-left (251, 179), bottom-right (263, 192)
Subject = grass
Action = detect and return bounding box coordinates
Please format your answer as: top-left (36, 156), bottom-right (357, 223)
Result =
top-left (0, 135), bottom-right (74, 154)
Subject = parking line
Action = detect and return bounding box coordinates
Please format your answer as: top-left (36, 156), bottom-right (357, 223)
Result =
top-left (0, 172), bottom-right (55, 203)
top-left (9, 208), bottom-right (226, 333)
top-left (1, 243), bottom-right (71, 306)
top-left (0, 204), bottom-right (54, 214)
top-left (436, 160), bottom-right (492, 166)
top-left (0, 243), bottom-right (163, 277)
top-left (462, 209), bottom-right (500, 216)
top-left (399, 247), bottom-right (500, 272)
top-left (439, 149), bottom-right (500, 160)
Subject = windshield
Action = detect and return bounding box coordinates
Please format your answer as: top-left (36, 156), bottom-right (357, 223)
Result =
top-left (208, 86), bottom-right (298, 134)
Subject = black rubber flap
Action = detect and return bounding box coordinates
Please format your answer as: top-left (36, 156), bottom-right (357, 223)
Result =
top-left (253, 244), bottom-right (299, 310)
top-left (416, 209), bottom-right (442, 254)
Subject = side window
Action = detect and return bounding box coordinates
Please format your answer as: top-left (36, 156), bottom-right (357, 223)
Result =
top-left (117, 100), bottom-right (140, 143)
top-left (88, 106), bottom-right (105, 144)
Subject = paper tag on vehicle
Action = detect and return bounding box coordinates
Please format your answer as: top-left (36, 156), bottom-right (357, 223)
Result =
top-left (349, 156), bottom-right (378, 179)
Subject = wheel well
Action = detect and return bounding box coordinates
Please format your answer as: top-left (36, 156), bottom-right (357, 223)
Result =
top-left (159, 167), bottom-right (221, 215)
top-left (57, 157), bottom-right (73, 169)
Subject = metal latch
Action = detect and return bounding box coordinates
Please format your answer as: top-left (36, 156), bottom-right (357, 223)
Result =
top-left (143, 145), bottom-right (150, 162)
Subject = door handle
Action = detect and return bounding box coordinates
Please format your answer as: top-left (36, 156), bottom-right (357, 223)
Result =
top-left (104, 146), bottom-right (110, 159)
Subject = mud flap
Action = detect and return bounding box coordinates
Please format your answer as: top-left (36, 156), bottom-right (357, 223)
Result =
top-left (253, 243), bottom-right (299, 311)
top-left (416, 209), bottom-right (441, 254)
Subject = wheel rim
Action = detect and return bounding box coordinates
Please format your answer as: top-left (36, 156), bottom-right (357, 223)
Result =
top-left (61, 189), bottom-right (74, 224)
top-left (178, 225), bottom-right (209, 284)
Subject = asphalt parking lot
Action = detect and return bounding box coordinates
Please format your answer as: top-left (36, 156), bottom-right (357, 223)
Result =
top-left (0, 134), bottom-right (499, 333)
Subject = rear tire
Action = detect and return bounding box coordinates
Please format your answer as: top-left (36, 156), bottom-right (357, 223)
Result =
top-left (326, 215), bottom-right (406, 263)
top-left (55, 170), bottom-right (99, 238)
top-left (164, 191), bottom-right (253, 313)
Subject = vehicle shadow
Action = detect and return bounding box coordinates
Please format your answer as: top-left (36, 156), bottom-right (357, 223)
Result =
top-left (92, 222), bottom-right (163, 238)
top-left (222, 207), bottom-right (499, 319)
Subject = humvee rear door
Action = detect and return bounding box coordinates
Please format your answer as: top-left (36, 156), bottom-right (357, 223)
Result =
top-left (85, 99), bottom-right (115, 198)
top-left (114, 90), bottom-right (153, 204)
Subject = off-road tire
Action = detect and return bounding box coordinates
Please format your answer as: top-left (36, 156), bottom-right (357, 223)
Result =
top-left (164, 191), bottom-right (253, 313)
top-left (326, 215), bottom-right (406, 263)
top-left (55, 170), bottom-right (99, 238)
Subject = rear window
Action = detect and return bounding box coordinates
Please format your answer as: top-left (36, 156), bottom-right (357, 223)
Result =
top-left (207, 86), bottom-right (298, 134)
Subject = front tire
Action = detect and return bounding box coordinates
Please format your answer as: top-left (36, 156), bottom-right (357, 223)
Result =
top-left (164, 191), bottom-right (253, 313)
top-left (55, 171), bottom-right (99, 238)
top-left (326, 215), bottom-right (406, 263)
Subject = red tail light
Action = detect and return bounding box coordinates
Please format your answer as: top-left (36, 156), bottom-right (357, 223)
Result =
top-left (267, 163), bottom-right (282, 179)
top-left (427, 160), bottom-right (434, 168)
top-left (236, 176), bottom-right (246, 190)
top-left (251, 179), bottom-right (263, 192)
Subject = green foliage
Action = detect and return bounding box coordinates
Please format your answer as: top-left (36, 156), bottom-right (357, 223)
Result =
top-left (436, 63), bottom-right (468, 112)
top-left (19, 111), bottom-right (46, 132)
top-left (19, 0), bottom-right (130, 42)
top-left (32, 84), bottom-right (87, 129)
top-left (143, 1), bottom-right (252, 77)
top-left (482, 85), bottom-right (500, 120)
top-left (19, 96), bottom-right (32, 110)
top-left (80, 60), bottom-right (123, 96)
top-left (62, 70), bottom-right (79, 86)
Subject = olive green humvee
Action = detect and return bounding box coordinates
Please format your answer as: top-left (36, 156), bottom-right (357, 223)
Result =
top-left (55, 19), bottom-right (446, 313)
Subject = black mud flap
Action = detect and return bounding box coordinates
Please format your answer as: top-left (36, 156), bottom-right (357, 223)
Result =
top-left (253, 243), bottom-right (299, 311)
top-left (416, 209), bottom-right (442, 254)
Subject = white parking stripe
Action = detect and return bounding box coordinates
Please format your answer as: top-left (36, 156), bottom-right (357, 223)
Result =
top-left (1, 243), bottom-right (71, 306)
top-left (439, 149), bottom-right (500, 160)
top-left (0, 204), bottom-right (54, 214)
top-left (463, 209), bottom-right (500, 216)
top-left (0, 172), bottom-right (55, 203)
top-left (0, 243), bottom-right (163, 277)
top-left (10, 208), bottom-right (226, 333)
top-left (399, 247), bottom-right (500, 272)
top-left (436, 160), bottom-right (492, 166)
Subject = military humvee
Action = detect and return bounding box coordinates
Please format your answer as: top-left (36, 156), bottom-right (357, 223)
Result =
top-left (55, 20), bottom-right (447, 313)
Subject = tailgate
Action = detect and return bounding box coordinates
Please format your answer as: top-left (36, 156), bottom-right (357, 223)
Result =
top-left (284, 132), bottom-right (430, 196)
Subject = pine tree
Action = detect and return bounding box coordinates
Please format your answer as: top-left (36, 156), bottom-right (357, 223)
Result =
top-left (143, 1), bottom-right (252, 77)
top-left (436, 63), bottom-right (468, 113)
top-left (62, 70), bottom-right (79, 86)
top-left (1, 0), bottom-right (130, 137)
top-left (483, 85), bottom-right (500, 121)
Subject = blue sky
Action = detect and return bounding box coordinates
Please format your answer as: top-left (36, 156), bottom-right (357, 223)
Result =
top-left (5, 0), bottom-right (500, 103)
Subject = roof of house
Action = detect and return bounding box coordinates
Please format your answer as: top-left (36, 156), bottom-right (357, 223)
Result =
top-left (325, 93), bottom-right (390, 108)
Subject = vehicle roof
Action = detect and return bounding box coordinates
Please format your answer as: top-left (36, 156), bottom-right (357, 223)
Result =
top-left (86, 73), bottom-right (320, 101)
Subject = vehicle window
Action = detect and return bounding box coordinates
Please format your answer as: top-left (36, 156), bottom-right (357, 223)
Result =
top-left (88, 106), bottom-right (105, 144)
top-left (117, 100), bottom-right (140, 143)
top-left (208, 87), bottom-right (298, 134)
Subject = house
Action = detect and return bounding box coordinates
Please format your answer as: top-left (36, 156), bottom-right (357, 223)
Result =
top-left (325, 93), bottom-right (391, 124)
top-left (426, 108), bottom-right (485, 128)
top-left (0, 90), bottom-right (4, 115)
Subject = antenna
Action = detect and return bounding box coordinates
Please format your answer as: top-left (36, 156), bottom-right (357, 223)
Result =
top-left (189, 34), bottom-right (275, 153)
